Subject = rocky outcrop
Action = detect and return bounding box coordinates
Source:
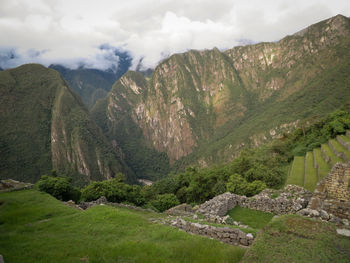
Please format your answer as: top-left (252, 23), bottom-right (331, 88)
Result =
top-left (170, 218), bottom-right (254, 246)
top-left (198, 185), bottom-right (311, 218)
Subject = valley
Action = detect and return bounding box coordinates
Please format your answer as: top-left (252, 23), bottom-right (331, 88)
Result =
top-left (1, 13), bottom-right (350, 263)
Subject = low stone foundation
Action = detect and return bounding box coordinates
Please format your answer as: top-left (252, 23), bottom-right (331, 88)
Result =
top-left (198, 185), bottom-right (311, 218)
top-left (171, 218), bottom-right (254, 246)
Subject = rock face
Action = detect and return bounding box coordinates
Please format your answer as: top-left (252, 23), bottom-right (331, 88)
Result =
top-left (308, 163), bottom-right (350, 220)
top-left (198, 185), bottom-right (312, 217)
top-left (171, 218), bottom-right (254, 246)
top-left (93, 15), bottom-right (350, 169)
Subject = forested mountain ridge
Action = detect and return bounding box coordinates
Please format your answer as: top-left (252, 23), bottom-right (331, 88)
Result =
top-left (0, 64), bottom-right (134, 185)
top-left (92, 14), bottom-right (350, 172)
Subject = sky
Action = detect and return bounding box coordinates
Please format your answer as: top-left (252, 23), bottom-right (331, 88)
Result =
top-left (0, 0), bottom-right (350, 70)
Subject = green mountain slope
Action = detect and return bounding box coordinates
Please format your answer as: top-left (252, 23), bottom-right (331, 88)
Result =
top-left (0, 64), bottom-right (134, 185)
top-left (92, 15), bottom-right (350, 173)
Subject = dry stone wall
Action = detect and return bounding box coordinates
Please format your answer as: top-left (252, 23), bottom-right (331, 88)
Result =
top-left (308, 163), bottom-right (350, 219)
top-left (198, 185), bottom-right (311, 218)
top-left (171, 218), bottom-right (254, 246)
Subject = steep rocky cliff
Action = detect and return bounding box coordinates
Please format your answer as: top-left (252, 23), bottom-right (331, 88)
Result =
top-left (0, 64), bottom-right (134, 184)
top-left (93, 15), bottom-right (350, 171)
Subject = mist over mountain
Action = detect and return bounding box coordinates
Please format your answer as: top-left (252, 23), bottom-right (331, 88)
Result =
top-left (91, 15), bottom-right (350, 173)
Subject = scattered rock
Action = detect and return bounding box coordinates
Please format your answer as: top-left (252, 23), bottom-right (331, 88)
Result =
top-left (336, 228), bottom-right (350, 237)
top-left (320, 210), bottom-right (330, 221)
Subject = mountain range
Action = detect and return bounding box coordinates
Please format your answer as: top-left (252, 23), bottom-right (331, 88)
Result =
top-left (1, 14), bottom-right (350, 184)
top-left (92, 14), bottom-right (350, 172)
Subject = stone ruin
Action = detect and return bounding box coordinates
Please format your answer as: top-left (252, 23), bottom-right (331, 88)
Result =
top-left (198, 185), bottom-right (312, 219)
top-left (171, 218), bottom-right (254, 246)
top-left (307, 163), bottom-right (350, 220)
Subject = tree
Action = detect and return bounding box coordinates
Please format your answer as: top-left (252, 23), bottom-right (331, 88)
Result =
top-left (149, 194), bottom-right (180, 212)
top-left (226, 174), bottom-right (248, 195)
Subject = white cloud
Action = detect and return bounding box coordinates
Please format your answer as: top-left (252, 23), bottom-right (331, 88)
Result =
top-left (0, 0), bottom-right (349, 70)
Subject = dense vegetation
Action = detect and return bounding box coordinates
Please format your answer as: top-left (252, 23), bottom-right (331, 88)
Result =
top-left (36, 108), bottom-right (350, 211)
top-left (0, 190), bottom-right (245, 263)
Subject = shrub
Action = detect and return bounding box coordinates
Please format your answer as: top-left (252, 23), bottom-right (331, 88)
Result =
top-left (36, 175), bottom-right (81, 202)
top-left (226, 174), bottom-right (249, 195)
top-left (246, 180), bottom-right (267, 196)
top-left (149, 194), bottom-right (180, 212)
top-left (80, 178), bottom-right (146, 206)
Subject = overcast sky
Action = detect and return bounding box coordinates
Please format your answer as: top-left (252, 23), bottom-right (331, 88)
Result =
top-left (1, 0), bottom-right (350, 70)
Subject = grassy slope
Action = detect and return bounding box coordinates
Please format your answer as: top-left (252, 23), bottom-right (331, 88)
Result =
top-left (287, 156), bottom-right (305, 186)
top-left (0, 190), bottom-right (245, 263)
top-left (321, 144), bottom-right (343, 165)
top-left (330, 139), bottom-right (350, 160)
top-left (313, 148), bottom-right (330, 180)
top-left (304, 152), bottom-right (318, 192)
top-left (241, 214), bottom-right (350, 263)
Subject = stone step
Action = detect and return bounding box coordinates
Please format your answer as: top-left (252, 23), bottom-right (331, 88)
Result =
top-left (321, 143), bottom-right (343, 167)
top-left (329, 139), bottom-right (350, 162)
top-left (337, 135), bottom-right (350, 151)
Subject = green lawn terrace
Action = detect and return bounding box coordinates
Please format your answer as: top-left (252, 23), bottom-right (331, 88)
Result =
top-left (286, 131), bottom-right (350, 192)
top-left (0, 190), bottom-right (245, 263)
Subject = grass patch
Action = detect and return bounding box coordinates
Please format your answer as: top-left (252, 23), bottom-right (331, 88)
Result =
top-left (313, 148), bottom-right (330, 180)
top-left (287, 156), bottom-right (305, 186)
top-left (241, 214), bottom-right (350, 263)
top-left (339, 134), bottom-right (350, 143)
top-left (321, 143), bottom-right (343, 165)
top-left (304, 152), bottom-right (318, 192)
top-left (330, 139), bottom-right (350, 160)
top-left (0, 190), bottom-right (245, 263)
top-left (227, 206), bottom-right (274, 229)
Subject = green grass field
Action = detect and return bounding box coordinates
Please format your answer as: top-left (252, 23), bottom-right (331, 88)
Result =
top-left (227, 206), bottom-right (274, 229)
top-left (0, 190), bottom-right (245, 263)
top-left (330, 139), bottom-right (350, 160)
top-left (286, 156), bottom-right (305, 186)
top-left (304, 152), bottom-right (318, 192)
top-left (321, 143), bottom-right (343, 165)
top-left (241, 214), bottom-right (350, 263)
top-left (313, 148), bottom-right (330, 180)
